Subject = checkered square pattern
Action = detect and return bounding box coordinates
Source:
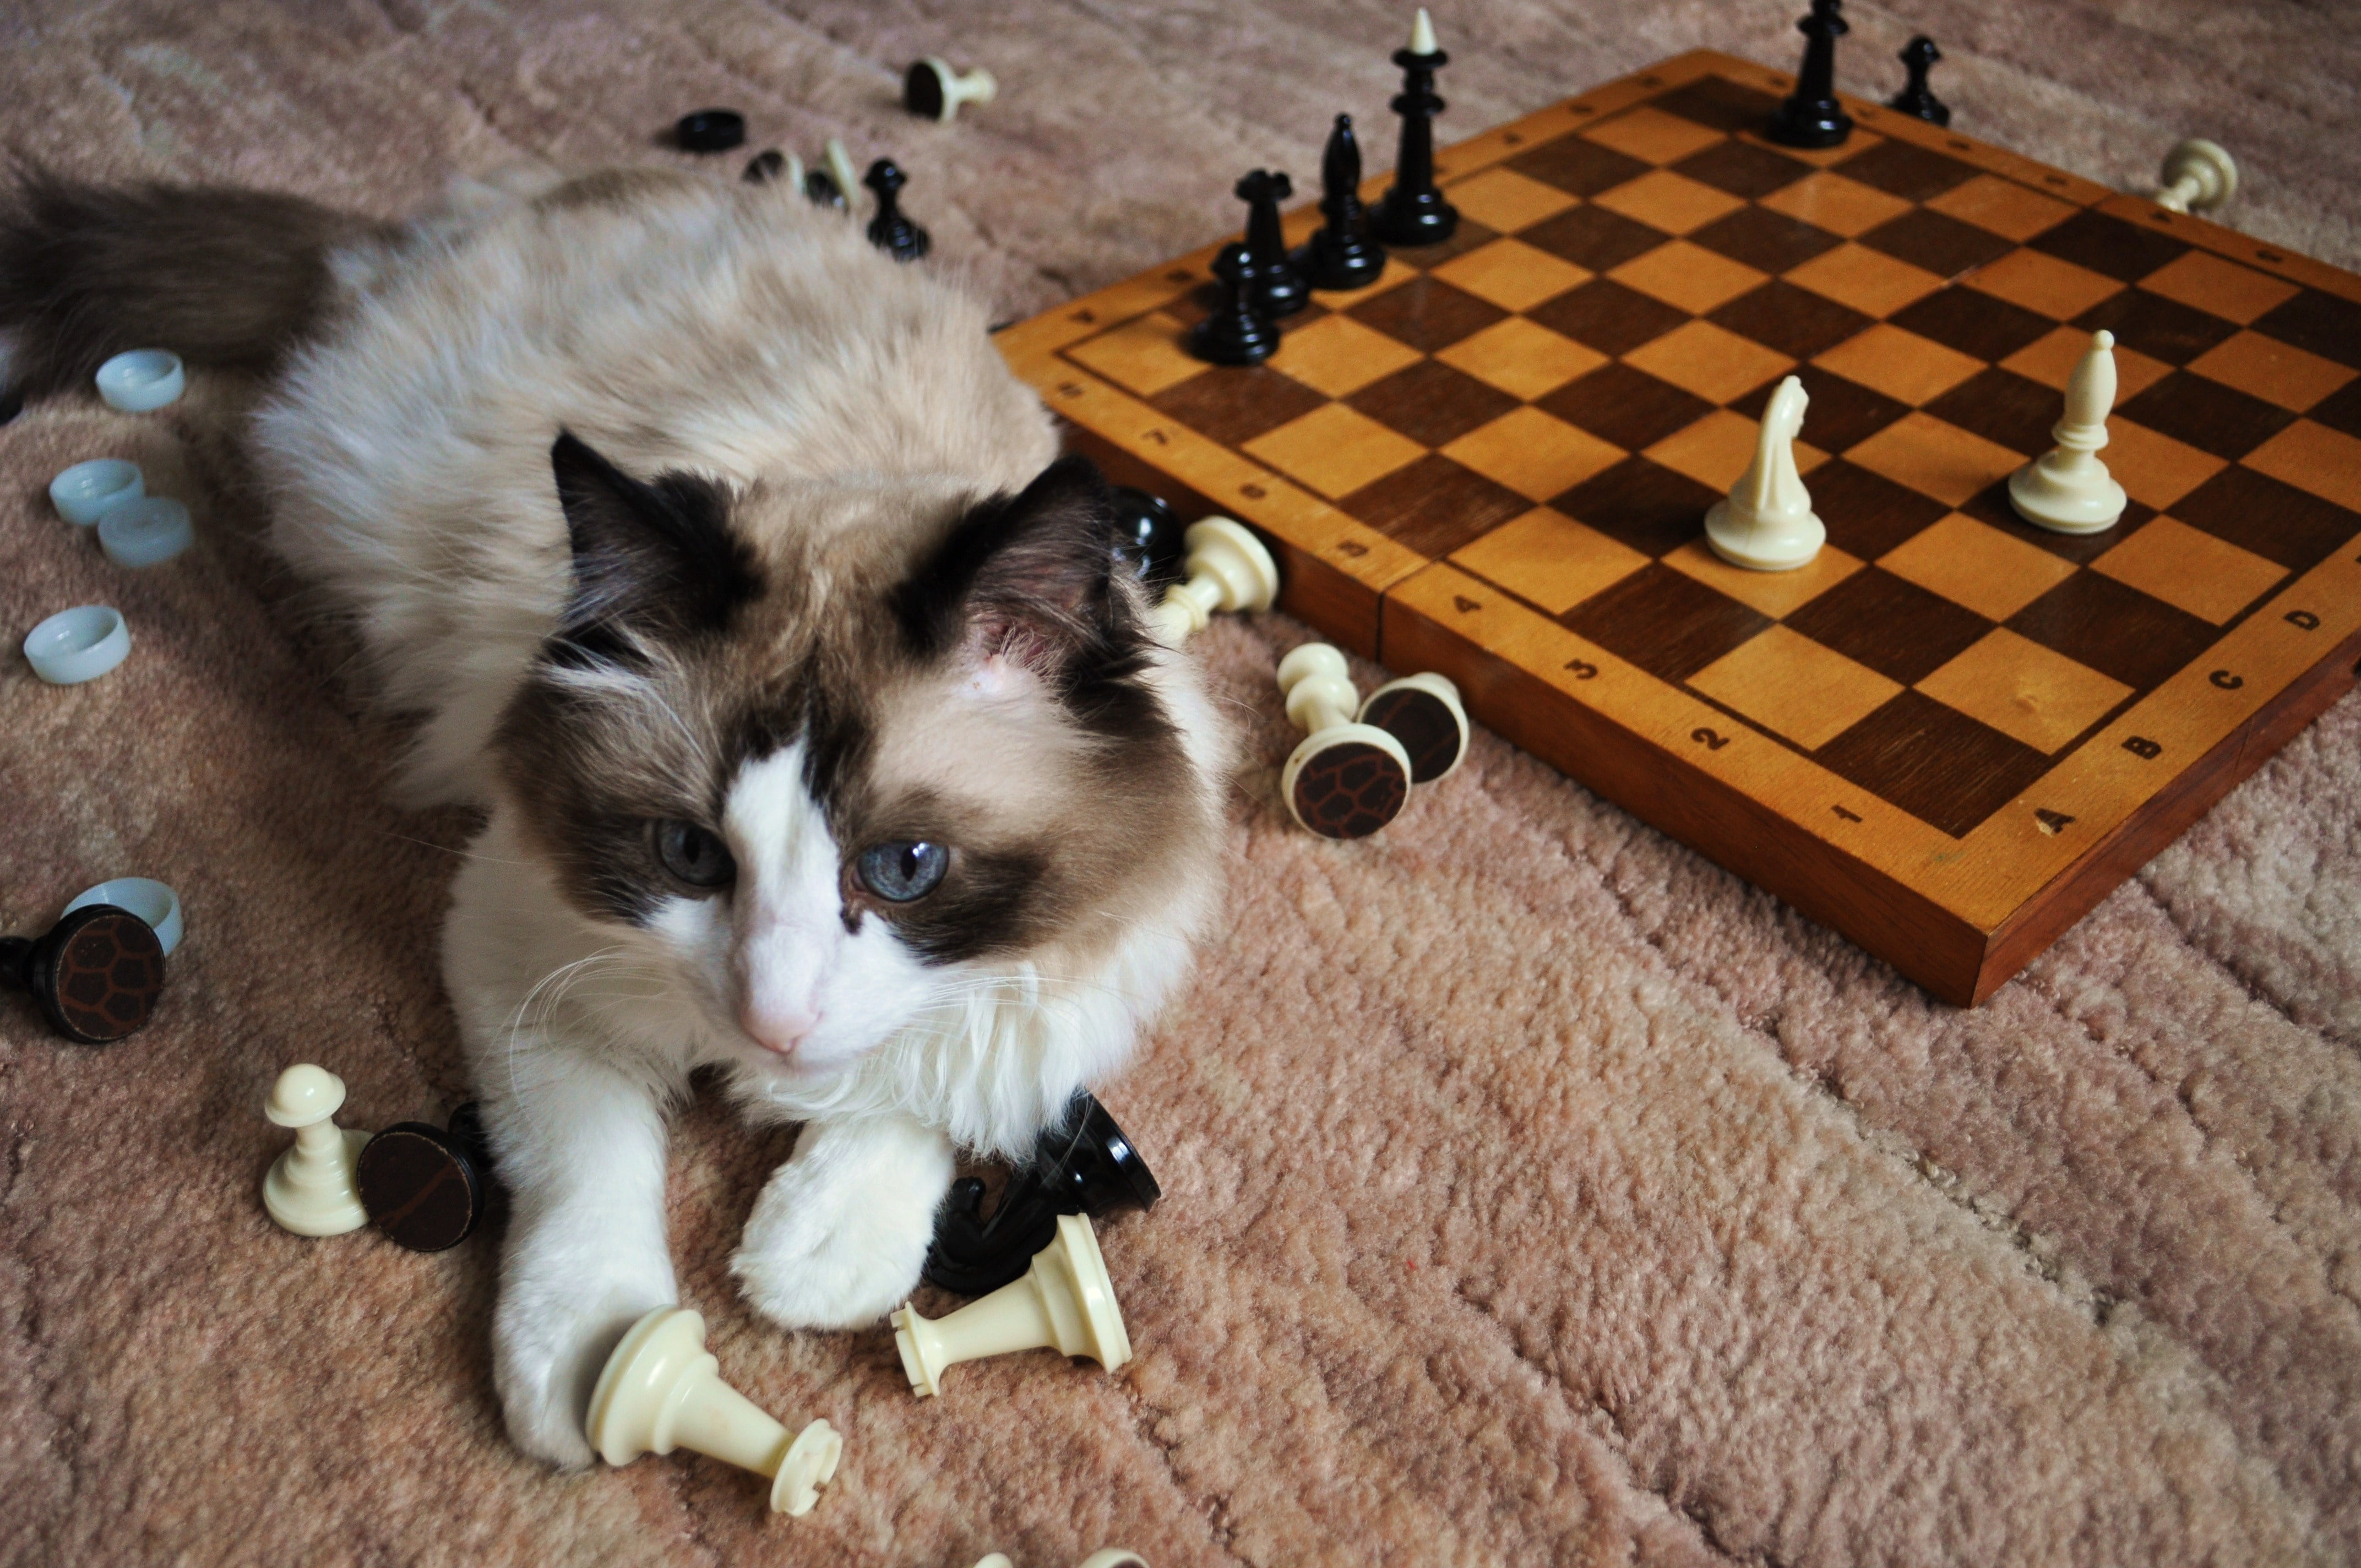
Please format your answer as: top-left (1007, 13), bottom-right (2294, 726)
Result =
top-left (1051, 70), bottom-right (2361, 842)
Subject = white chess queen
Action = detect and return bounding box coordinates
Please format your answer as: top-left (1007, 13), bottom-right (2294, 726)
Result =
top-left (1706, 375), bottom-right (1826, 572)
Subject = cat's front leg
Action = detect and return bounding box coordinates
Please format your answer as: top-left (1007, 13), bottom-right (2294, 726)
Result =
top-left (731, 1114), bottom-right (954, 1329)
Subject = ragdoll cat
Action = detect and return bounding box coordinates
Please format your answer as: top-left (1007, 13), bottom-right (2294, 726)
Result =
top-left (0, 165), bottom-right (1228, 1467)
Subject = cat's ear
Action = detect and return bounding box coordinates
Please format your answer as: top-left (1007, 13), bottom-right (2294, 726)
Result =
top-left (550, 431), bottom-right (760, 645)
top-left (895, 454), bottom-right (1129, 672)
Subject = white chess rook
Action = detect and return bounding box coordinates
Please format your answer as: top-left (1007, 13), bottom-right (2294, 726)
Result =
top-left (2009, 330), bottom-right (2128, 535)
top-left (1149, 516), bottom-right (1279, 645)
top-left (262, 1064), bottom-right (370, 1236)
top-left (2155, 138), bottom-right (2237, 215)
top-left (1705, 374), bottom-right (1825, 571)
top-left (892, 1213), bottom-right (1133, 1398)
top-left (587, 1306), bottom-right (844, 1516)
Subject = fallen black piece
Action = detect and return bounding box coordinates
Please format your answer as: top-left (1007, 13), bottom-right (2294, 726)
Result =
top-left (0, 904), bottom-right (164, 1044)
top-left (357, 1102), bottom-right (498, 1253)
top-left (863, 158), bottom-right (931, 262)
top-left (1767, 0), bottom-right (1854, 149)
top-left (1110, 486), bottom-right (1187, 587)
top-left (804, 168), bottom-right (847, 210)
top-left (923, 1091), bottom-right (1162, 1297)
top-left (742, 149), bottom-right (788, 184)
top-left (1889, 36), bottom-right (1950, 127)
top-left (674, 108), bottom-right (747, 154)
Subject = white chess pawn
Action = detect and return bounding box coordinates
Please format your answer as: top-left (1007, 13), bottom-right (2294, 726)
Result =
top-left (892, 1213), bottom-right (1131, 1398)
top-left (1357, 672), bottom-right (1470, 785)
top-left (2009, 330), bottom-right (2128, 534)
top-left (1147, 516), bottom-right (1279, 645)
top-left (2154, 138), bottom-right (2237, 215)
top-left (1276, 644), bottom-right (1412, 840)
top-left (587, 1306), bottom-right (844, 1516)
top-left (1706, 374), bottom-right (1824, 571)
top-left (904, 57), bottom-right (998, 124)
top-left (262, 1064), bottom-right (369, 1236)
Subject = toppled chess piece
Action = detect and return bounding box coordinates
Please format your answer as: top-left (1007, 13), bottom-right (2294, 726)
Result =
top-left (356, 1102), bottom-right (497, 1253)
top-left (742, 149), bottom-right (797, 186)
top-left (2154, 139), bottom-right (2238, 215)
top-left (974, 1553), bottom-right (1149, 1568)
top-left (904, 57), bottom-right (997, 123)
top-left (1235, 169), bottom-right (1309, 319)
top-left (262, 1064), bottom-right (370, 1237)
top-left (1277, 643), bottom-right (1412, 840)
top-left (1146, 515), bottom-right (1280, 644)
top-left (863, 159), bottom-right (930, 262)
top-left (893, 1213), bottom-right (1132, 1397)
top-left (806, 139), bottom-right (861, 212)
top-left (2009, 330), bottom-right (2128, 535)
top-left (1299, 113), bottom-right (1387, 291)
top-left (1373, 8), bottom-right (1458, 247)
top-left (1889, 36), bottom-right (1949, 127)
top-left (1109, 487), bottom-right (1187, 588)
top-left (1188, 241), bottom-right (1280, 366)
top-left (1767, 0), bottom-right (1854, 149)
top-left (926, 1092), bottom-right (1162, 1298)
top-left (1706, 374), bottom-right (1826, 571)
top-left (1358, 671), bottom-right (1470, 785)
top-left (0, 902), bottom-right (165, 1043)
top-left (674, 109), bottom-right (746, 154)
top-left (589, 1306), bottom-right (844, 1516)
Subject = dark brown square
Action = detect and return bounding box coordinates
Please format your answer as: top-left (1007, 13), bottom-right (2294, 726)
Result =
top-left (1673, 139), bottom-right (1814, 200)
top-left (2029, 209), bottom-right (2191, 284)
top-left (1518, 204), bottom-right (1672, 272)
top-left (1805, 459), bottom-right (1950, 559)
top-left (2006, 571), bottom-right (2218, 692)
top-left (1783, 567), bottom-right (1995, 685)
top-left (2117, 371), bottom-right (2298, 460)
top-left (1149, 367), bottom-right (1329, 448)
top-left (1536, 363), bottom-right (1715, 452)
top-left (1814, 690), bottom-right (2052, 838)
top-left (1709, 278), bottom-right (1875, 360)
top-left (2251, 290), bottom-right (2361, 368)
top-left (1163, 286), bottom-right (1328, 332)
top-left (1552, 456), bottom-right (1725, 558)
top-left (1959, 482), bottom-right (2157, 565)
top-left (1562, 563), bottom-right (1772, 683)
top-left (2170, 466), bottom-right (2361, 573)
top-left (1346, 359), bottom-right (1519, 448)
top-left (2305, 375), bottom-right (2361, 440)
top-left (1346, 276), bottom-right (1508, 353)
top-left (2074, 288), bottom-right (2240, 366)
top-left (1688, 206), bottom-right (1843, 274)
top-left (1923, 367), bottom-right (2071, 456)
top-left (1728, 366), bottom-right (1908, 453)
top-left (1858, 208), bottom-right (2016, 280)
top-left (1887, 286), bottom-right (2056, 361)
top-left (1391, 219), bottom-right (1502, 268)
top-left (1525, 277), bottom-right (1691, 357)
top-left (1832, 139), bottom-right (1981, 203)
top-left (1508, 137), bottom-right (1654, 198)
top-left (1652, 76), bottom-right (1783, 134)
top-left (1340, 453), bottom-right (1531, 558)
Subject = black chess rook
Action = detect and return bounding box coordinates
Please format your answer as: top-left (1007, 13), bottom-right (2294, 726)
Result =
top-left (1374, 26), bottom-right (1458, 246)
top-left (1298, 113), bottom-right (1387, 291)
top-left (1236, 169), bottom-right (1310, 318)
top-left (1768, 0), bottom-right (1854, 149)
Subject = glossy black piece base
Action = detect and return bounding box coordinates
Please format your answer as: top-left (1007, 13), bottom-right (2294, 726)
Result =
top-left (923, 1091), bottom-right (1161, 1297)
top-left (1110, 486), bottom-right (1186, 588)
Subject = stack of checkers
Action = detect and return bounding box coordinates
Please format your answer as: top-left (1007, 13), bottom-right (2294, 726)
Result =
top-left (1000, 51), bottom-right (2361, 1004)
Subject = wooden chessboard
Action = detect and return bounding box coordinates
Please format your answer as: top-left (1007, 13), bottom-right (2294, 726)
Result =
top-left (995, 50), bottom-right (2361, 1006)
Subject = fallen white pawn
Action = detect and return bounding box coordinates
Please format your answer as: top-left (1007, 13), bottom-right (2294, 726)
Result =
top-left (892, 1213), bottom-right (1131, 1397)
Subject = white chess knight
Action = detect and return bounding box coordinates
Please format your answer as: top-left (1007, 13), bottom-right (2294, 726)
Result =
top-left (1706, 374), bottom-right (1824, 571)
top-left (2009, 329), bottom-right (2128, 535)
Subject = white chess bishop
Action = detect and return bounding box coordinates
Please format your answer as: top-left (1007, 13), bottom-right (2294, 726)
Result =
top-left (2009, 329), bottom-right (2128, 534)
top-left (1706, 374), bottom-right (1824, 571)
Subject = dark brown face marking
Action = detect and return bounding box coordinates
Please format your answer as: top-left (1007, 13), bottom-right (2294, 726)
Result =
top-left (1293, 741), bottom-right (1408, 839)
top-left (1360, 687), bottom-right (1466, 784)
top-left (357, 1124), bottom-right (485, 1252)
top-left (36, 908), bottom-right (164, 1044)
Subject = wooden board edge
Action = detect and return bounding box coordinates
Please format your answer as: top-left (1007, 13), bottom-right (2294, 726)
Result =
top-left (2095, 193), bottom-right (2361, 305)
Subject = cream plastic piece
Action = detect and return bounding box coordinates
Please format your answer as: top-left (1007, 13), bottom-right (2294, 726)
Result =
top-left (825, 138), bottom-right (861, 213)
top-left (95, 349), bottom-right (185, 412)
top-left (262, 1064), bottom-right (369, 1236)
top-left (892, 1212), bottom-right (1131, 1398)
top-left (1276, 643), bottom-right (1413, 837)
top-left (972, 1554), bottom-right (1149, 1568)
top-left (65, 877), bottom-right (184, 956)
top-left (1705, 374), bottom-right (1824, 571)
top-left (1409, 6), bottom-right (1438, 55)
top-left (2155, 138), bottom-right (2237, 215)
top-left (1147, 516), bottom-right (1279, 645)
top-left (50, 459), bottom-right (144, 526)
top-left (913, 57), bottom-right (998, 123)
top-left (23, 605), bottom-right (131, 685)
top-left (587, 1305), bottom-right (844, 1516)
top-left (1358, 669), bottom-right (1470, 784)
top-left (2009, 330), bottom-right (2128, 535)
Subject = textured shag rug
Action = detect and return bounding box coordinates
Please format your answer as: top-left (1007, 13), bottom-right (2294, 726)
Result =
top-left (2, 2), bottom-right (2358, 1565)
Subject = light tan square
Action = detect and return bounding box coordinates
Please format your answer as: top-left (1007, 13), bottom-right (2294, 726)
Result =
top-left (1925, 175), bottom-right (2078, 241)
top-left (1266, 313), bottom-right (1426, 399)
top-left (2001, 325), bottom-right (2174, 400)
top-left (1847, 413), bottom-right (2030, 509)
top-left (2137, 249), bottom-right (2302, 325)
top-left (1646, 409), bottom-right (1828, 493)
top-left (1663, 537), bottom-right (1863, 618)
top-left (1592, 170), bottom-right (1747, 236)
top-left (2107, 417), bottom-right (2228, 510)
top-left (1445, 166), bottom-right (1579, 233)
top-left (1814, 323), bottom-right (1985, 406)
top-left (1967, 249), bottom-right (2123, 320)
top-left (2187, 330), bottom-right (2358, 412)
top-left (1583, 106), bottom-right (1727, 166)
top-left (1918, 628), bottom-right (2133, 753)
top-left (1243, 404), bottom-right (1426, 499)
top-left (1736, 127), bottom-right (1884, 169)
top-left (1624, 320), bottom-right (1795, 405)
top-left (1786, 242), bottom-right (1945, 318)
top-left (1689, 626), bottom-right (1902, 749)
top-left (2091, 515), bottom-right (2288, 624)
top-left (2245, 419), bottom-right (2361, 514)
top-left (1310, 255), bottom-right (1421, 311)
top-left (1441, 407), bottom-right (1626, 502)
top-left (1878, 511), bottom-right (2079, 621)
top-left (1608, 239), bottom-right (1766, 314)
top-left (1436, 317), bottom-right (1608, 400)
top-left (1452, 507), bottom-right (1649, 614)
top-left (1064, 312), bottom-right (1205, 396)
top-left (1432, 238), bottom-right (1592, 313)
top-left (1756, 170), bottom-right (1912, 237)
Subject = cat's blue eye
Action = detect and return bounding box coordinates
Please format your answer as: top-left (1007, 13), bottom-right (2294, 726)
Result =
top-left (653, 819), bottom-right (735, 890)
top-left (856, 840), bottom-right (948, 902)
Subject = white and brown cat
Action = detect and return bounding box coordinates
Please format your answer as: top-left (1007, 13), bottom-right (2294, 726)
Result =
top-left (0, 165), bottom-right (1229, 1467)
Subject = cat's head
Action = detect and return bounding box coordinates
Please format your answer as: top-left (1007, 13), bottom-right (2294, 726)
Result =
top-left (492, 433), bottom-right (1223, 1112)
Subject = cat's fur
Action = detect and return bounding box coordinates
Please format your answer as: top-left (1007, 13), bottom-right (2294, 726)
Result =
top-left (0, 165), bottom-right (1228, 1467)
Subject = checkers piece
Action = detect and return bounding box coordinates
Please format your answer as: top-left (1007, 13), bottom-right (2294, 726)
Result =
top-left (357, 1105), bottom-right (496, 1253)
top-left (673, 110), bottom-right (745, 154)
top-left (0, 904), bottom-right (165, 1044)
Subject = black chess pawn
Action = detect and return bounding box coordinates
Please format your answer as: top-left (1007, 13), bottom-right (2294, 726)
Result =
top-left (1767, 0), bottom-right (1854, 150)
top-left (0, 904), bottom-right (164, 1044)
top-left (1235, 169), bottom-right (1310, 319)
top-left (1373, 10), bottom-right (1459, 247)
top-left (862, 158), bottom-right (930, 262)
top-left (356, 1102), bottom-right (498, 1253)
top-left (1889, 35), bottom-right (1950, 127)
top-left (1109, 486), bottom-right (1187, 588)
top-left (1297, 113), bottom-right (1387, 291)
top-left (923, 1092), bottom-right (1162, 1297)
top-left (1188, 241), bottom-right (1279, 366)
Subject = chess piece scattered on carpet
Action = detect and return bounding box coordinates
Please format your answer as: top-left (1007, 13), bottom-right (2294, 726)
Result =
top-left (926, 1092), bottom-right (1162, 1298)
top-left (262, 1064), bottom-right (370, 1237)
top-left (356, 1103), bottom-right (496, 1253)
top-left (673, 109), bottom-right (745, 154)
top-left (1146, 514), bottom-right (1280, 642)
top-left (2155, 138), bottom-right (2238, 215)
top-left (904, 57), bottom-right (997, 123)
top-left (1278, 643), bottom-right (1412, 840)
top-left (864, 159), bottom-right (929, 261)
top-left (1299, 113), bottom-right (1388, 291)
top-left (1359, 672), bottom-right (1470, 785)
top-left (2010, 330), bottom-right (2128, 535)
top-left (0, 902), bottom-right (164, 1043)
top-left (893, 1213), bottom-right (1132, 1397)
top-left (1768, 0), bottom-right (1853, 149)
top-left (742, 149), bottom-right (796, 186)
top-left (1706, 374), bottom-right (1825, 571)
top-left (1890, 36), bottom-right (1949, 127)
top-left (1374, 8), bottom-right (1458, 246)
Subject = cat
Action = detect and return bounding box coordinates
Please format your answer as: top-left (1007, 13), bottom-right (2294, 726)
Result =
top-left (0, 165), bottom-right (1230, 1468)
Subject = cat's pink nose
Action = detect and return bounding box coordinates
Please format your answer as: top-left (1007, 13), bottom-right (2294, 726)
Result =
top-left (739, 1004), bottom-right (819, 1057)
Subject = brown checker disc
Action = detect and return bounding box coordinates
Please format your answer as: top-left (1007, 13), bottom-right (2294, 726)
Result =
top-left (357, 1123), bottom-right (485, 1252)
top-left (1292, 741), bottom-right (1409, 839)
top-left (1361, 687), bottom-right (1467, 783)
top-left (40, 907), bottom-right (165, 1044)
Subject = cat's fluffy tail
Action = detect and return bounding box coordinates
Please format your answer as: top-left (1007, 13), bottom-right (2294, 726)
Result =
top-left (0, 170), bottom-right (389, 401)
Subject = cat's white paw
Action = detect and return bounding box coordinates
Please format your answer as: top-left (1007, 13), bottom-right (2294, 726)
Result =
top-left (730, 1118), bottom-right (952, 1329)
top-left (493, 1270), bottom-right (673, 1470)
